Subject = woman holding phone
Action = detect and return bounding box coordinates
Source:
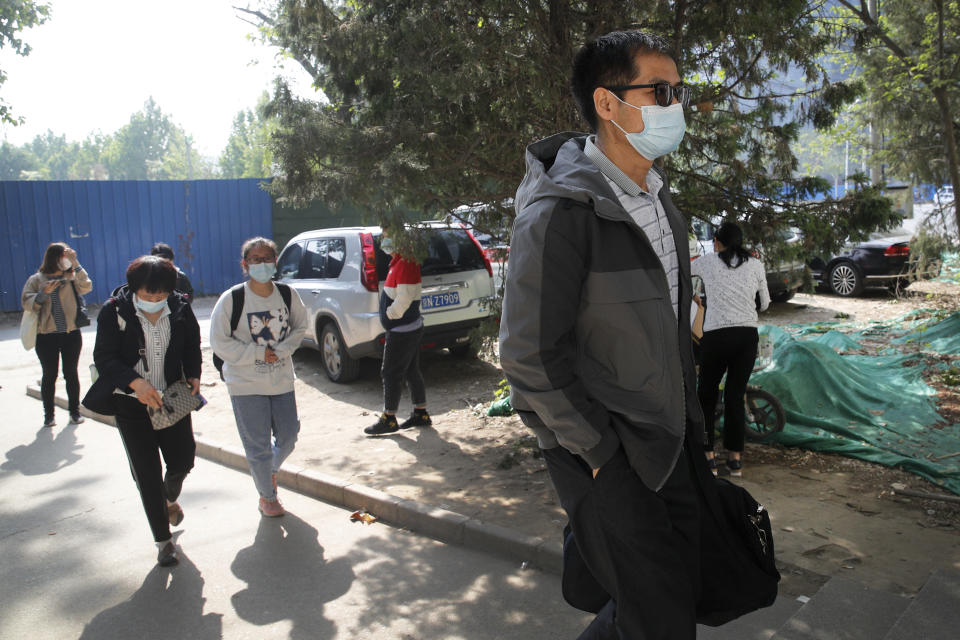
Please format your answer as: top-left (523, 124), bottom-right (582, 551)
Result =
top-left (21, 242), bottom-right (92, 427)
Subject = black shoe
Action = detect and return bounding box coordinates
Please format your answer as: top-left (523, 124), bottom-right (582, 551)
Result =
top-left (69, 413), bottom-right (85, 424)
top-left (157, 541), bottom-right (179, 567)
top-left (364, 413), bottom-right (399, 435)
top-left (43, 416), bottom-right (55, 428)
top-left (400, 410), bottom-right (432, 429)
top-left (726, 458), bottom-right (743, 478)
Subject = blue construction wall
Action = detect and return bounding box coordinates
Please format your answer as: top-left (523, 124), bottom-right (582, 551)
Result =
top-left (0, 179), bottom-right (272, 312)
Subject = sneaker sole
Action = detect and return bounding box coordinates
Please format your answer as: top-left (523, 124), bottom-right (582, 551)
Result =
top-left (259, 508), bottom-right (285, 517)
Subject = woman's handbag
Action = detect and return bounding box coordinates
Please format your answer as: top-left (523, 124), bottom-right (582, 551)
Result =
top-left (147, 379), bottom-right (204, 430)
top-left (70, 281), bottom-right (91, 328)
top-left (20, 309), bottom-right (38, 350)
top-left (691, 300), bottom-right (705, 342)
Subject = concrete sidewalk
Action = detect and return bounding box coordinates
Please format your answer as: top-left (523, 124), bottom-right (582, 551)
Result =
top-left (2, 388), bottom-right (591, 639)
top-left (30, 385), bottom-right (563, 575)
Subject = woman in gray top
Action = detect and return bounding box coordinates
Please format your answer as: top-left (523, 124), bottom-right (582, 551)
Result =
top-left (21, 242), bottom-right (93, 427)
top-left (691, 222), bottom-right (770, 477)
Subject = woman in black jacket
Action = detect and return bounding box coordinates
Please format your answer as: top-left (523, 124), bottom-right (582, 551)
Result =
top-left (83, 256), bottom-right (201, 567)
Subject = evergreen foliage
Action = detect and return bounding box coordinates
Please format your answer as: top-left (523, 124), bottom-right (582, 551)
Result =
top-left (245, 0), bottom-right (901, 257)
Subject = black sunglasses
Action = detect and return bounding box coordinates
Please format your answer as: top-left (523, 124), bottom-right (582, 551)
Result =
top-left (605, 82), bottom-right (691, 108)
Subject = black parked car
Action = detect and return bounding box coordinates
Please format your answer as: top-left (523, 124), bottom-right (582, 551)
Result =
top-left (808, 234), bottom-right (940, 297)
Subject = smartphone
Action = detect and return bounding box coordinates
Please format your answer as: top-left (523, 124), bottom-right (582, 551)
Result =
top-left (195, 394), bottom-right (208, 410)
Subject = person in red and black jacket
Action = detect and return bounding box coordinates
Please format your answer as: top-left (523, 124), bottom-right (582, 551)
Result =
top-left (365, 235), bottom-right (432, 435)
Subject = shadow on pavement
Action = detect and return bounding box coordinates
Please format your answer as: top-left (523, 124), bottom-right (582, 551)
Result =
top-left (342, 527), bottom-right (587, 639)
top-left (2, 423), bottom-right (83, 475)
top-left (230, 512), bottom-right (354, 639)
top-left (78, 542), bottom-right (223, 640)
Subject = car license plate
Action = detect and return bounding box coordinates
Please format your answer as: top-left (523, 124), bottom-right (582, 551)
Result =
top-left (422, 291), bottom-right (460, 310)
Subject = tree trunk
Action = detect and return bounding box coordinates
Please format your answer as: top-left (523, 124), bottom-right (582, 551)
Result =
top-left (933, 87), bottom-right (960, 236)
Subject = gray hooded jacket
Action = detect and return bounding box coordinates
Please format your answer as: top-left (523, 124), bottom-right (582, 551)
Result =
top-left (498, 132), bottom-right (705, 491)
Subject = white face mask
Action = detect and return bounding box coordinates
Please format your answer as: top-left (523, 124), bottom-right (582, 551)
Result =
top-left (609, 94), bottom-right (686, 161)
top-left (59, 258), bottom-right (72, 271)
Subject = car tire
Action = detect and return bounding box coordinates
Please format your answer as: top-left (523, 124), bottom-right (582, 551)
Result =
top-left (319, 322), bottom-right (360, 383)
top-left (828, 261), bottom-right (864, 297)
top-left (770, 290), bottom-right (795, 303)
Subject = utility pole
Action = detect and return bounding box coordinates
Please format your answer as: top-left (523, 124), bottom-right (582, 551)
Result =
top-left (844, 140), bottom-right (850, 195)
top-left (868, 0), bottom-right (882, 185)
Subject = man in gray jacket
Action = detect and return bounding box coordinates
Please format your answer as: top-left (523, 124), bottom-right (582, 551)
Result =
top-left (499, 30), bottom-right (705, 639)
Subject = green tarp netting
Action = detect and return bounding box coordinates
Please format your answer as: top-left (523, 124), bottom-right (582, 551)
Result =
top-left (488, 253), bottom-right (960, 492)
top-left (754, 314), bottom-right (960, 494)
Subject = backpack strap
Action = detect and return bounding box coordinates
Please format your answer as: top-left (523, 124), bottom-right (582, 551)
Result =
top-left (276, 282), bottom-right (292, 312)
top-left (108, 297), bottom-right (147, 370)
top-left (228, 284), bottom-right (245, 336)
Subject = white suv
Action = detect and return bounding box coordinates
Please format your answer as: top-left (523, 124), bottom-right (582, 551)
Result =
top-left (276, 223), bottom-right (495, 382)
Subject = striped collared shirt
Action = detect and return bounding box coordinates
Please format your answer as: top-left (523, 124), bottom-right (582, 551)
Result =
top-left (133, 296), bottom-right (172, 393)
top-left (584, 136), bottom-right (679, 319)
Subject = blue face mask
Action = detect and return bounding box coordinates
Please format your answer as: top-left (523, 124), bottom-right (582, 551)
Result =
top-left (135, 295), bottom-right (168, 314)
top-left (248, 262), bottom-right (277, 283)
top-left (609, 95), bottom-right (686, 161)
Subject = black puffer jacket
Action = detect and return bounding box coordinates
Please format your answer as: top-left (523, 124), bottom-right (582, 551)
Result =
top-left (82, 285), bottom-right (200, 414)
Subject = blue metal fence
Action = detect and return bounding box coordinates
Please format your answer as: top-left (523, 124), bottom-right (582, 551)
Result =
top-left (0, 179), bottom-right (272, 312)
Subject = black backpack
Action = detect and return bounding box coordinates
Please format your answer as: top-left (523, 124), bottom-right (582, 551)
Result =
top-left (213, 283), bottom-right (292, 380)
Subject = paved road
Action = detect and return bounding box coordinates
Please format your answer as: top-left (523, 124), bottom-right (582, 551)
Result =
top-left (0, 349), bottom-right (591, 640)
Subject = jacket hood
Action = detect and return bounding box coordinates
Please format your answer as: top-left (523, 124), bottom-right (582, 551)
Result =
top-left (516, 132), bottom-right (625, 219)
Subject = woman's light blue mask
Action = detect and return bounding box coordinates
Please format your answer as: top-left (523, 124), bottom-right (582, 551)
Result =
top-left (135, 296), bottom-right (168, 314)
top-left (248, 262), bottom-right (277, 283)
top-left (609, 94), bottom-right (686, 161)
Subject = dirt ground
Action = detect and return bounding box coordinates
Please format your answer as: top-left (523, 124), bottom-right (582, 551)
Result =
top-left (245, 279), bottom-right (960, 598)
top-left (4, 277), bottom-right (960, 599)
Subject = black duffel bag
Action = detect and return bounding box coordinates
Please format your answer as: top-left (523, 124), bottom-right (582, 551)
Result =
top-left (559, 443), bottom-right (779, 627)
top-left (693, 452), bottom-right (780, 626)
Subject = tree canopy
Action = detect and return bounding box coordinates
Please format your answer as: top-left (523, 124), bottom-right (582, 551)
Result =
top-left (0, 98), bottom-right (216, 180)
top-left (0, 0), bottom-right (50, 125)
top-left (833, 0), bottom-right (960, 231)
top-left (246, 0), bottom-right (901, 257)
top-left (219, 91), bottom-right (277, 178)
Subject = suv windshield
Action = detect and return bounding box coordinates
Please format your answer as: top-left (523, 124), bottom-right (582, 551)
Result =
top-left (376, 229), bottom-right (485, 278)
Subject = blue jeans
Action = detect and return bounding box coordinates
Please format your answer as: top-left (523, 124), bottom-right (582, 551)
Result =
top-left (230, 391), bottom-right (300, 500)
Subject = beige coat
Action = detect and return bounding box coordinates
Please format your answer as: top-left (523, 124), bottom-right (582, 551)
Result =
top-left (21, 269), bottom-right (94, 335)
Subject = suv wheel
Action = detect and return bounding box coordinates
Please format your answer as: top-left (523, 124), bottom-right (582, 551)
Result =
top-left (320, 322), bottom-right (360, 383)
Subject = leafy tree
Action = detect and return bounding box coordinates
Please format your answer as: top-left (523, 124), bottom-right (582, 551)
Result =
top-left (27, 130), bottom-right (80, 179)
top-left (219, 91), bottom-right (276, 178)
top-left (241, 0), bottom-right (899, 257)
top-left (159, 128), bottom-right (216, 179)
top-left (834, 0), bottom-right (960, 231)
top-left (69, 133), bottom-right (109, 180)
top-left (0, 139), bottom-right (39, 178)
top-left (0, 0), bottom-right (50, 124)
top-left (101, 97), bottom-right (210, 179)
